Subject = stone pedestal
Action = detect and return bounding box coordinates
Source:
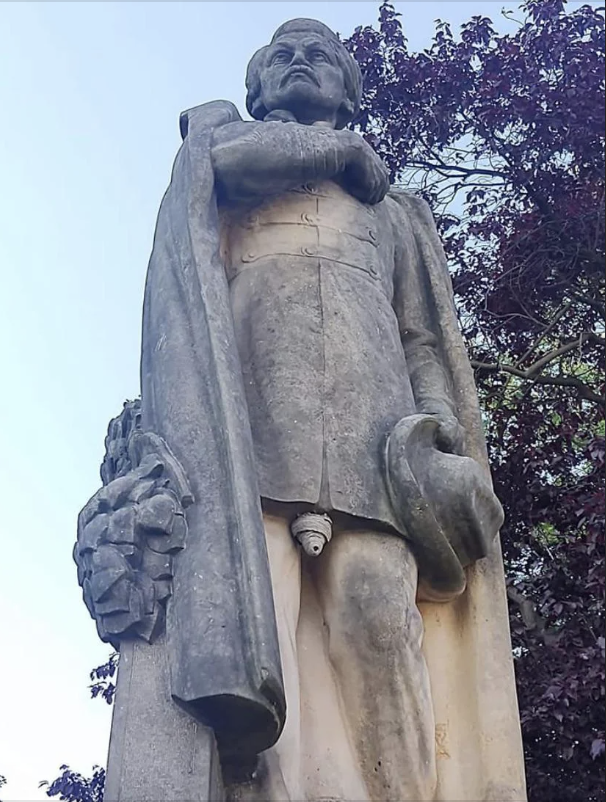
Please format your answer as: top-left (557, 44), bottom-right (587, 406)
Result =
top-left (104, 636), bottom-right (223, 802)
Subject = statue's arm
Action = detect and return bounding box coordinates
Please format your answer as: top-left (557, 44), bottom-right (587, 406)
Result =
top-left (212, 121), bottom-right (346, 198)
top-left (211, 121), bottom-right (388, 204)
top-left (389, 194), bottom-right (464, 451)
top-left (401, 327), bottom-right (456, 420)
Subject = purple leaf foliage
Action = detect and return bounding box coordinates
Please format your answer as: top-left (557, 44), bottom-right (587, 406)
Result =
top-left (40, 766), bottom-right (105, 802)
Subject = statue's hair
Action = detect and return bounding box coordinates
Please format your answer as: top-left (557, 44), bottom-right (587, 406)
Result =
top-left (245, 19), bottom-right (362, 129)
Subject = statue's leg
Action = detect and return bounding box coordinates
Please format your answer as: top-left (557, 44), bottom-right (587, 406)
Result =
top-left (314, 528), bottom-right (437, 802)
top-left (297, 556), bottom-right (370, 801)
top-left (261, 513), bottom-right (304, 800)
top-left (253, 515), bottom-right (369, 802)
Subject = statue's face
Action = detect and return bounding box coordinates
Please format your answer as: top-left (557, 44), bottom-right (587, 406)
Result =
top-left (258, 34), bottom-right (347, 126)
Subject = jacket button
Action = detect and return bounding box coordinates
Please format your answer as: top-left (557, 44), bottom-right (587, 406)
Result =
top-left (302, 246), bottom-right (316, 256)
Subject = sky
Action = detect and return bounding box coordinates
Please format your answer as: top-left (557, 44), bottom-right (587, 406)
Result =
top-left (0, 2), bottom-right (538, 798)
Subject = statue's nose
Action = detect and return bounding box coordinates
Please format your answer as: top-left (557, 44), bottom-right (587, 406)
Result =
top-left (291, 48), bottom-right (309, 66)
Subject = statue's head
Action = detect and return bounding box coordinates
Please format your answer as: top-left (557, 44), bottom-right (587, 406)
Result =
top-left (246, 19), bottom-right (362, 129)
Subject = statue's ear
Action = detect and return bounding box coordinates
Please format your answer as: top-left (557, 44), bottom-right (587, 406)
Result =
top-left (337, 97), bottom-right (356, 129)
top-left (179, 110), bottom-right (190, 140)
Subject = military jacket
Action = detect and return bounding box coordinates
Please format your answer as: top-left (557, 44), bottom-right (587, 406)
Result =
top-left (220, 180), bottom-right (453, 532)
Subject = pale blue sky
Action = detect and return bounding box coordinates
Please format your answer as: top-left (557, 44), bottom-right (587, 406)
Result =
top-left (0, 2), bottom-right (527, 798)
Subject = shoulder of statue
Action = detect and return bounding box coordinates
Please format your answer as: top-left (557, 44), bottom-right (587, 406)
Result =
top-left (386, 190), bottom-right (442, 245)
top-left (387, 187), bottom-right (433, 219)
top-left (179, 100), bottom-right (243, 140)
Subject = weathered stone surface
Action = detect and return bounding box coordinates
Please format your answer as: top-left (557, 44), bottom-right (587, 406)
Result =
top-left (385, 413), bottom-right (504, 600)
top-left (104, 636), bottom-right (223, 802)
top-left (75, 412), bottom-right (193, 647)
top-left (75, 16), bottom-right (526, 802)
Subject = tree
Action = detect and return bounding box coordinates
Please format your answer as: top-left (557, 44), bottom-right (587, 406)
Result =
top-left (89, 651), bottom-right (119, 707)
top-left (40, 657), bottom-right (117, 801)
top-left (40, 767), bottom-right (105, 802)
top-left (345, 2), bottom-right (605, 800)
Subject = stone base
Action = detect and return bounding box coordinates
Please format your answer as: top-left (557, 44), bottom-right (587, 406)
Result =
top-left (104, 636), bottom-right (223, 802)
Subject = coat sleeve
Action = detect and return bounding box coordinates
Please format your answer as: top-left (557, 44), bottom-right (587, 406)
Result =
top-left (388, 192), bottom-right (458, 420)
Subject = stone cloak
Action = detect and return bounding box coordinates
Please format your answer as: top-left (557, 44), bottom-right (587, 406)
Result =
top-left (140, 100), bottom-right (285, 759)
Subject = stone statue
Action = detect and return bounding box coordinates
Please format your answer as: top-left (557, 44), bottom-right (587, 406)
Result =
top-left (75, 18), bottom-right (527, 802)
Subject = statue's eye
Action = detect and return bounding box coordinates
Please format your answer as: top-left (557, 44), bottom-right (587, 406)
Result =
top-left (270, 51), bottom-right (291, 66)
top-left (310, 50), bottom-right (329, 63)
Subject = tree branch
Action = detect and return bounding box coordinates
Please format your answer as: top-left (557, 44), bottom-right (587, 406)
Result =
top-left (569, 292), bottom-right (606, 321)
top-left (524, 333), bottom-right (597, 377)
top-left (408, 157), bottom-right (508, 180)
top-left (507, 586), bottom-right (546, 633)
top-left (471, 359), bottom-right (604, 406)
top-left (516, 302), bottom-right (572, 367)
top-left (507, 586), bottom-right (560, 647)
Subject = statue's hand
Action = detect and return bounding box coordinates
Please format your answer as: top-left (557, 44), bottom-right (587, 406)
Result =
top-left (340, 132), bottom-right (390, 205)
top-left (212, 121), bottom-right (389, 203)
top-left (433, 413), bottom-right (467, 456)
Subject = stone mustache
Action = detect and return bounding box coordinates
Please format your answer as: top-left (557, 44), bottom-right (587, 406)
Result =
top-left (74, 17), bottom-right (526, 802)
